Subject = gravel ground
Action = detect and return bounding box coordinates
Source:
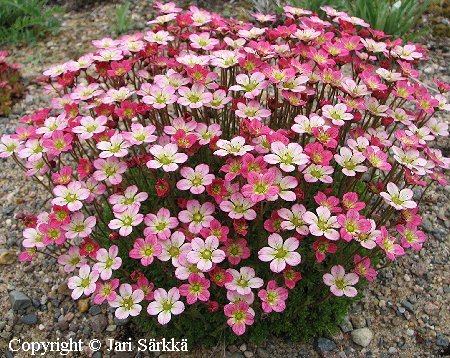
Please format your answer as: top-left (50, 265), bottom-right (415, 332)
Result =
top-left (0, 1), bottom-right (449, 357)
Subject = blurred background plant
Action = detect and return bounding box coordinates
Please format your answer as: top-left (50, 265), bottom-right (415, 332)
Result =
top-left (252, 0), bottom-right (440, 40)
top-left (0, 51), bottom-right (24, 115)
top-left (0, 0), bottom-right (61, 45)
top-left (111, 1), bottom-right (133, 35)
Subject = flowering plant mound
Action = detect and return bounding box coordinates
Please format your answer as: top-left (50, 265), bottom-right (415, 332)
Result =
top-left (0, 50), bottom-right (24, 115)
top-left (3, 2), bottom-right (449, 344)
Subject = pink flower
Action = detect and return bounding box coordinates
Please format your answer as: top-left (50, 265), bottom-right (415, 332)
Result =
top-left (52, 181), bottom-right (90, 212)
top-left (177, 164), bottom-right (215, 194)
top-left (129, 235), bottom-right (162, 266)
top-left (42, 130), bottom-right (73, 155)
top-left (224, 301), bottom-right (254, 335)
top-left (147, 287), bottom-right (185, 325)
top-left (93, 279), bottom-right (119, 304)
top-left (376, 226), bottom-right (405, 261)
top-left (396, 223), bottom-right (427, 251)
top-left (141, 85), bottom-right (178, 109)
top-left (322, 103), bottom-right (353, 126)
top-left (353, 255), bottom-right (377, 282)
top-left (178, 200), bottom-right (215, 234)
top-left (97, 133), bottom-right (131, 158)
top-left (258, 233), bottom-right (301, 273)
top-left (224, 238), bottom-right (250, 265)
top-left (179, 273), bottom-right (211, 304)
top-left (186, 236), bottom-right (225, 271)
top-left (323, 265), bottom-right (359, 297)
top-left (337, 209), bottom-right (371, 242)
top-left (144, 208), bottom-right (178, 240)
top-left (303, 206), bottom-right (340, 241)
top-left (62, 212), bottom-right (96, 239)
top-left (108, 205), bottom-right (144, 236)
top-left (147, 143), bottom-right (188, 172)
top-left (67, 264), bottom-right (99, 300)
top-left (334, 147), bottom-right (367, 176)
top-left (258, 280), bottom-right (289, 313)
top-left (110, 283), bottom-right (144, 319)
top-left (241, 170), bottom-right (279, 203)
top-left (312, 236), bottom-right (338, 263)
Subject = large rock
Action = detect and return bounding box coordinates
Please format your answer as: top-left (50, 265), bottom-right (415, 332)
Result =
top-left (9, 290), bottom-right (32, 311)
top-left (351, 328), bottom-right (374, 347)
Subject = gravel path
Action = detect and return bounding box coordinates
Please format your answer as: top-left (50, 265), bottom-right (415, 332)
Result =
top-left (0, 1), bottom-right (448, 357)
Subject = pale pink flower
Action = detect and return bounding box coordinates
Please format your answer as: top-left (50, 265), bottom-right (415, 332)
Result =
top-left (334, 147), bottom-right (367, 176)
top-left (264, 142), bottom-right (309, 172)
top-left (177, 164), bottom-right (215, 194)
top-left (323, 265), bottom-right (359, 297)
top-left (147, 143), bottom-right (188, 172)
top-left (215, 136), bottom-right (254, 157)
top-left (72, 116), bottom-right (107, 140)
top-left (93, 245), bottom-right (122, 280)
top-left (225, 267), bottom-right (263, 295)
top-left (229, 72), bottom-right (268, 99)
top-left (258, 280), bottom-right (289, 313)
top-left (189, 32), bottom-right (219, 50)
top-left (63, 212), bottom-right (96, 239)
top-left (380, 183), bottom-right (416, 210)
top-left (186, 236), bottom-right (225, 271)
top-left (258, 233), bottom-right (301, 273)
top-left (93, 157), bottom-right (127, 185)
top-left (141, 85), bottom-right (178, 109)
top-left (97, 133), bottom-right (131, 158)
top-left (110, 283), bottom-right (144, 319)
top-left (278, 204), bottom-right (309, 235)
top-left (235, 101), bottom-right (271, 120)
top-left (109, 185), bottom-right (148, 213)
top-left (122, 123), bottom-right (157, 145)
top-left (144, 208), bottom-right (179, 240)
top-left (52, 181), bottom-right (90, 212)
top-left (302, 206), bottom-right (340, 241)
top-left (177, 83), bottom-right (212, 108)
top-left (58, 246), bottom-right (86, 273)
top-left (219, 193), bottom-right (256, 220)
top-left (147, 287), bottom-right (185, 325)
top-left (68, 264), bottom-right (99, 300)
top-left (157, 231), bottom-right (191, 265)
top-left (322, 103), bottom-right (353, 126)
top-left (178, 200), bottom-right (215, 234)
top-left (108, 205), bottom-right (144, 236)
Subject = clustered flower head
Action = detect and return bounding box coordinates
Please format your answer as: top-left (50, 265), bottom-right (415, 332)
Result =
top-left (4, 2), bottom-right (449, 337)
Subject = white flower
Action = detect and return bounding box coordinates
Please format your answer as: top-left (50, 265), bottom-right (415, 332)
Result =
top-left (147, 288), bottom-right (185, 325)
top-left (380, 183), bottom-right (417, 210)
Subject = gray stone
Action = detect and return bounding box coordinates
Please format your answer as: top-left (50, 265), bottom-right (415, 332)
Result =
top-left (351, 328), bottom-right (374, 347)
top-left (9, 291), bottom-right (32, 311)
top-left (436, 334), bottom-right (449, 347)
top-left (89, 305), bottom-right (102, 316)
top-left (114, 316), bottom-right (131, 325)
top-left (226, 353), bottom-right (244, 358)
top-left (401, 300), bottom-right (415, 313)
top-left (89, 315), bottom-right (107, 333)
top-left (339, 317), bottom-right (354, 333)
top-left (316, 337), bottom-right (336, 353)
top-left (20, 313), bottom-right (38, 325)
top-left (57, 320), bottom-right (69, 331)
top-left (351, 315), bottom-right (367, 329)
